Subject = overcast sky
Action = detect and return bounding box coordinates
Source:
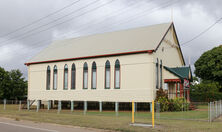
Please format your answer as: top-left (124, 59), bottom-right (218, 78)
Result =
top-left (0, 0), bottom-right (221, 78)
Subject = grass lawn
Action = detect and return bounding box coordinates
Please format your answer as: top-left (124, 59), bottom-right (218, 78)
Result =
top-left (0, 104), bottom-right (221, 132)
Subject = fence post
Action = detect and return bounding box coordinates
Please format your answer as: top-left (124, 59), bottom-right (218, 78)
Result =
top-left (47, 100), bottom-right (51, 110)
top-left (156, 102), bottom-right (160, 119)
top-left (210, 102), bottom-right (211, 122)
top-left (84, 101), bottom-right (87, 115)
top-left (27, 100), bottom-right (30, 110)
top-left (19, 100), bottom-right (21, 111)
top-left (152, 100), bottom-right (155, 128)
top-left (99, 101), bottom-right (102, 112)
top-left (71, 101), bottom-right (74, 112)
top-left (220, 100), bottom-right (222, 116)
top-left (3, 99), bottom-right (6, 110)
top-left (208, 102), bottom-right (209, 122)
top-left (115, 102), bottom-right (119, 116)
top-left (36, 100), bottom-right (40, 112)
top-left (57, 100), bottom-right (61, 114)
top-left (132, 101), bottom-right (134, 124)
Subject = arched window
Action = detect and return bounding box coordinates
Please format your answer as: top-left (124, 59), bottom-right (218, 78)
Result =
top-left (83, 62), bottom-right (88, 89)
top-left (160, 60), bottom-right (162, 89)
top-left (105, 60), bottom-right (110, 89)
top-left (156, 58), bottom-right (159, 89)
top-left (71, 63), bottom-right (76, 90)
top-left (63, 64), bottom-right (68, 90)
top-left (53, 65), bottom-right (58, 90)
top-left (91, 62), bottom-right (97, 89)
top-left (46, 66), bottom-right (50, 90)
top-left (114, 59), bottom-right (120, 89)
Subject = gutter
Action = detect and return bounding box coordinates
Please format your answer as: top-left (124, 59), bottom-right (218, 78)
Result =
top-left (25, 50), bottom-right (154, 66)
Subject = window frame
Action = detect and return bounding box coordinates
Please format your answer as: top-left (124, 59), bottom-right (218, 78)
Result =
top-left (91, 61), bottom-right (97, 89)
top-left (83, 62), bottom-right (88, 89)
top-left (46, 66), bottom-right (50, 90)
top-left (156, 58), bottom-right (159, 89)
top-left (71, 63), bottom-right (76, 90)
top-left (160, 60), bottom-right (162, 89)
top-left (114, 59), bottom-right (120, 89)
top-left (105, 60), bottom-right (111, 89)
top-left (53, 65), bottom-right (58, 90)
top-left (63, 64), bottom-right (68, 90)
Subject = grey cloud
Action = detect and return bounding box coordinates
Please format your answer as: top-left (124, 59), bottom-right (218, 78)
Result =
top-left (0, 0), bottom-right (221, 78)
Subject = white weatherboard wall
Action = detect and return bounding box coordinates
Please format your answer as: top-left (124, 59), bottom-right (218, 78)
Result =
top-left (28, 53), bottom-right (154, 102)
top-left (151, 26), bottom-right (185, 99)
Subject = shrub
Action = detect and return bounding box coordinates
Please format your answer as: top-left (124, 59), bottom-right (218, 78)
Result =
top-left (155, 89), bottom-right (190, 112)
top-left (168, 97), bottom-right (190, 111)
top-left (157, 97), bottom-right (169, 112)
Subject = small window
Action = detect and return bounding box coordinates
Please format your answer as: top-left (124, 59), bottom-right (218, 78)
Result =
top-left (105, 60), bottom-right (110, 89)
top-left (71, 63), bottom-right (76, 90)
top-left (156, 58), bottom-right (159, 89)
top-left (91, 62), bottom-right (97, 89)
top-left (63, 64), bottom-right (68, 90)
top-left (46, 66), bottom-right (50, 90)
top-left (53, 65), bottom-right (58, 90)
top-left (160, 60), bottom-right (162, 89)
top-left (177, 83), bottom-right (180, 97)
top-left (114, 59), bottom-right (120, 89)
top-left (83, 62), bottom-right (88, 89)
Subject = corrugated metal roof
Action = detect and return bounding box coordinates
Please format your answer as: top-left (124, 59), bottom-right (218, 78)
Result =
top-left (27, 22), bottom-right (172, 63)
top-left (164, 66), bottom-right (192, 81)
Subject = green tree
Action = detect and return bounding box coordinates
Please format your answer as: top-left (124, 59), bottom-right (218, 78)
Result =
top-left (0, 67), bottom-right (11, 99)
top-left (190, 80), bottom-right (222, 102)
top-left (194, 45), bottom-right (222, 85)
top-left (9, 70), bottom-right (27, 100)
top-left (0, 67), bottom-right (27, 100)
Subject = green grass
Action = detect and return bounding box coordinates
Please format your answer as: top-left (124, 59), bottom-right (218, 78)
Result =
top-left (0, 104), bottom-right (221, 132)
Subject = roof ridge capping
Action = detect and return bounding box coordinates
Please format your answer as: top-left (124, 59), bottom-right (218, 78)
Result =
top-left (25, 22), bottom-right (173, 66)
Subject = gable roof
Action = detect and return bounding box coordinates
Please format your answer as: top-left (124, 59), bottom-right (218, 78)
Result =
top-left (164, 66), bottom-right (192, 81)
top-left (26, 22), bottom-right (174, 65)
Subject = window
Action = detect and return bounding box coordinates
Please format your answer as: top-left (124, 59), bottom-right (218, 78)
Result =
top-left (160, 60), bottom-right (162, 89)
top-left (105, 60), bottom-right (110, 89)
top-left (71, 63), bottom-right (76, 90)
top-left (83, 62), bottom-right (88, 89)
top-left (46, 66), bottom-right (50, 90)
top-left (114, 59), bottom-right (120, 89)
top-left (63, 64), bottom-right (68, 90)
top-left (177, 83), bottom-right (180, 97)
top-left (53, 65), bottom-right (57, 90)
top-left (91, 62), bottom-right (97, 89)
top-left (156, 58), bottom-right (159, 89)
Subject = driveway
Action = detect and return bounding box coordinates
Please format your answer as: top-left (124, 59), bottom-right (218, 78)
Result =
top-left (0, 117), bottom-right (107, 132)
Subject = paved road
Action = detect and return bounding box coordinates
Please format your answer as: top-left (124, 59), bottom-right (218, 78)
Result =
top-left (0, 117), bottom-right (105, 132)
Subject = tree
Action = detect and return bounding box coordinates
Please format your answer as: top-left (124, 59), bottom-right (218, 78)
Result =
top-left (194, 45), bottom-right (222, 85)
top-left (0, 67), bottom-right (27, 100)
top-left (190, 80), bottom-right (222, 102)
top-left (0, 67), bottom-right (11, 99)
top-left (9, 70), bottom-right (27, 100)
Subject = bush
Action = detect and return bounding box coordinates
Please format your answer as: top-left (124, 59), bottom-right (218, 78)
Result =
top-left (168, 97), bottom-right (189, 111)
top-left (155, 89), bottom-right (190, 112)
top-left (156, 96), bottom-right (190, 112)
top-left (157, 97), bottom-right (169, 112)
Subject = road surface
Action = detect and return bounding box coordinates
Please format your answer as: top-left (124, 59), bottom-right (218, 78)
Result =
top-left (0, 117), bottom-right (106, 132)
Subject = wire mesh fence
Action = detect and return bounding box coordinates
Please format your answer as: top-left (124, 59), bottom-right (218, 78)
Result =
top-left (155, 102), bottom-right (210, 121)
top-left (0, 99), bottom-right (221, 123)
top-left (209, 100), bottom-right (222, 122)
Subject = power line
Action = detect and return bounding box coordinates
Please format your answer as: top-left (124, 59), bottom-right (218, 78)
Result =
top-left (0, 0), bottom-right (80, 38)
top-left (0, 0), bottom-right (100, 45)
top-left (181, 17), bottom-right (222, 47)
top-left (3, 0), bottom-right (177, 59)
